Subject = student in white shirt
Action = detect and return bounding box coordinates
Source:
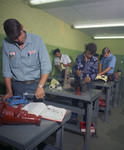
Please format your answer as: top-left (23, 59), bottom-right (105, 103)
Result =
top-left (53, 48), bottom-right (72, 78)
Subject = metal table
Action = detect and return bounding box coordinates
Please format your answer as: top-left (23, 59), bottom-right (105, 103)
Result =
top-left (0, 109), bottom-right (71, 150)
top-left (92, 81), bottom-right (114, 122)
top-left (119, 76), bottom-right (124, 98)
top-left (44, 87), bottom-right (102, 150)
top-left (113, 79), bottom-right (120, 107)
top-left (114, 76), bottom-right (124, 107)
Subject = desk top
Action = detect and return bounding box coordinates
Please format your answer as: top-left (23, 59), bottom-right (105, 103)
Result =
top-left (0, 110), bottom-right (71, 150)
top-left (92, 81), bottom-right (114, 88)
top-left (45, 87), bottom-right (102, 103)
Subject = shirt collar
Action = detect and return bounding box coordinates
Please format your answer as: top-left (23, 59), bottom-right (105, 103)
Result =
top-left (82, 52), bottom-right (85, 58)
top-left (82, 52), bottom-right (94, 61)
top-left (103, 53), bottom-right (112, 59)
top-left (25, 32), bottom-right (32, 44)
top-left (108, 53), bottom-right (112, 58)
top-left (61, 54), bottom-right (64, 58)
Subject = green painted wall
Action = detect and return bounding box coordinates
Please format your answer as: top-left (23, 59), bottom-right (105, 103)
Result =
top-left (0, 34), bottom-right (5, 81)
top-left (0, 0), bottom-right (92, 81)
top-left (0, 0), bottom-right (124, 81)
top-left (0, 0), bottom-right (92, 51)
top-left (95, 40), bottom-right (124, 75)
top-left (96, 39), bottom-right (124, 55)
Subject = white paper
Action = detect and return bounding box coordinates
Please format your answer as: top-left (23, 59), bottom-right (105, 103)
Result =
top-left (22, 102), bottom-right (67, 122)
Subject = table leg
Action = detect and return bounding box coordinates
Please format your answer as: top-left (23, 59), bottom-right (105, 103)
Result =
top-left (119, 77), bottom-right (123, 99)
top-left (83, 102), bottom-right (92, 150)
top-left (113, 82), bottom-right (119, 107)
top-left (56, 125), bottom-right (64, 150)
top-left (121, 77), bottom-right (124, 98)
top-left (119, 80), bottom-right (122, 99)
top-left (93, 97), bottom-right (99, 137)
top-left (104, 88), bottom-right (111, 122)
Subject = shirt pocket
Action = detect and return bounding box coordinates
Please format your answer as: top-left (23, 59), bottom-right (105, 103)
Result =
top-left (9, 56), bottom-right (19, 68)
top-left (28, 52), bottom-right (38, 66)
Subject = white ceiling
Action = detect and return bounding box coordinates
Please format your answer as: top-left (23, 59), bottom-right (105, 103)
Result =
top-left (31, 0), bottom-right (124, 37)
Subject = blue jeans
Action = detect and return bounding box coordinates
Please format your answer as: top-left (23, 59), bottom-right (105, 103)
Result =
top-left (12, 80), bottom-right (43, 101)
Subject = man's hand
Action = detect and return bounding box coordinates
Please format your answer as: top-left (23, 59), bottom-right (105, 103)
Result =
top-left (76, 70), bottom-right (83, 77)
top-left (2, 92), bottom-right (13, 101)
top-left (97, 73), bottom-right (102, 76)
top-left (97, 67), bottom-right (111, 76)
top-left (35, 87), bottom-right (45, 99)
top-left (60, 62), bottom-right (72, 67)
top-left (60, 62), bottom-right (67, 67)
top-left (35, 73), bottom-right (49, 99)
top-left (84, 77), bottom-right (91, 83)
top-left (60, 62), bottom-right (64, 65)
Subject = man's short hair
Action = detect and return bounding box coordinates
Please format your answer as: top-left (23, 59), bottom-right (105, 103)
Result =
top-left (3, 18), bottom-right (22, 40)
top-left (94, 53), bottom-right (99, 57)
top-left (102, 47), bottom-right (110, 55)
top-left (86, 43), bottom-right (97, 55)
top-left (53, 48), bottom-right (60, 55)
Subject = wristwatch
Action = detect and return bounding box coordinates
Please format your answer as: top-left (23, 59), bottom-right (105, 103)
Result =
top-left (38, 84), bottom-right (44, 88)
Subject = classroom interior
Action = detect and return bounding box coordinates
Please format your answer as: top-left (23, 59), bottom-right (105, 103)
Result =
top-left (0, 0), bottom-right (124, 150)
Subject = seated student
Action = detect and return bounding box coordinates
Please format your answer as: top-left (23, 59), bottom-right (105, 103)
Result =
top-left (98, 47), bottom-right (116, 79)
top-left (53, 48), bottom-right (72, 78)
top-left (72, 43), bottom-right (98, 91)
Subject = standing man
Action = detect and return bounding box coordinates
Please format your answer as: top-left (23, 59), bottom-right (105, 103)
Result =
top-left (53, 48), bottom-right (72, 78)
top-left (72, 43), bottom-right (98, 86)
top-left (70, 43), bottom-right (97, 123)
top-left (2, 18), bottom-right (52, 101)
top-left (98, 47), bottom-right (116, 76)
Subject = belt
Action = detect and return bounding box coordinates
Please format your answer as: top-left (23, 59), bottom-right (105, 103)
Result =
top-left (22, 80), bottom-right (39, 84)
top-left (12, 79), bottom-right (39, 84)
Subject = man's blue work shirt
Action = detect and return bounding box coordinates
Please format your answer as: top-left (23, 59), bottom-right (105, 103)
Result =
top-left (100, 54), bottom-right (116, 74)
top-left (72, 52), bottom-right (98, 81)
top-left (2, 32), bottom-right (52, 81)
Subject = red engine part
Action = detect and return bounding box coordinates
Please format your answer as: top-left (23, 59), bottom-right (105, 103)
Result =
top-left (99, 97), bottom-right (106, 107)
top-left (75, 86), bottom-right (82, 95)
top-left (114, 72), bottom-right (119, 79)
top-left (0, 102), bottom-right (41, 126)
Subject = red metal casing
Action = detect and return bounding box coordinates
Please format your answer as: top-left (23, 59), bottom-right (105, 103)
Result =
top-left (0, 102), bottom-right (41, 126)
